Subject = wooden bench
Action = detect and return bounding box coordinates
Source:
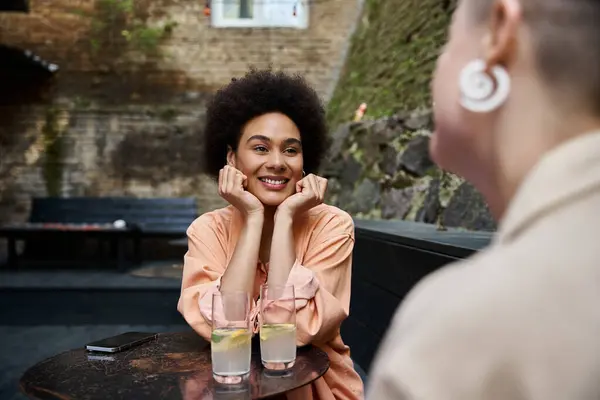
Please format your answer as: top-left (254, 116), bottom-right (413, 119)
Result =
top-left (0, 197), bottom-right (198, 270)
top-left (342, 219), bottom-right (493, 377)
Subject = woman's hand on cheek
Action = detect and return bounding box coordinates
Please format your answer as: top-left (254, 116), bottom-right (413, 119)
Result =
top-left (277, 173), bottom-right (327, 219)
top-left (218, 165), bottom-right (264, 217)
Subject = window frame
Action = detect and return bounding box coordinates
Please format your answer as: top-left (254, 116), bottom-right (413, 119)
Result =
top-left (211, 0), bottom-right (309, 29)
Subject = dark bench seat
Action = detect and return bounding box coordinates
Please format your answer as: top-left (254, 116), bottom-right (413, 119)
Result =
top-left (341, 218), bottom-right (493, 378)
top-left (0, 197), bottom-right (198, 269)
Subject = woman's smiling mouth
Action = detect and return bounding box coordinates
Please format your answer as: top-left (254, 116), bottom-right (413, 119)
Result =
top-left (259, 176), bottom-right (290, 190)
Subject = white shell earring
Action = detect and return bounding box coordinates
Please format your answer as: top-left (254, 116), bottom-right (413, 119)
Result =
top-left (459, 59), bottom-right (510, 113)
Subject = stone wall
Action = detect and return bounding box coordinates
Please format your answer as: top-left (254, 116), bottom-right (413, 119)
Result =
top-left (327, 0), bottom-right (458, 126)
top-left (321, 110), bottom-right (496, 231)
top-left (321, 0), bottom-right (496, 232)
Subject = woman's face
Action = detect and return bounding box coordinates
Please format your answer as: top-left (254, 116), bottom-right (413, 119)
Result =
top-left (227, 112), bottom-right (304, 207)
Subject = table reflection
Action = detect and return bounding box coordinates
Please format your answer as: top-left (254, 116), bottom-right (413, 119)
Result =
top-left (180, 372), bottom-right (251, 400)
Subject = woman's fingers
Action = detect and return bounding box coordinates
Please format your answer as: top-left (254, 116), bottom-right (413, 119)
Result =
top-left (296, 178), bottom-right (305, 194)
top-left (218, 168), bottom-right (225, 196)
top-left (313, 176), bottom-right (325, 203)
top-left (317, 176), bottom-right (328, 201)
top-left (225, 166), bottom-right (236, 194)
top-left (220, 165), bottom-right (246, 197)
top-left (306, 175), bottom-right (318, 200)
top-left (303, 174), bottom-right (327, 203)
top-left (234, 170), bottom-right (245, 192)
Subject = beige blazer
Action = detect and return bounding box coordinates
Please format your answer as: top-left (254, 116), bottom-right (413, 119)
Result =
top-left (366, 130), bottom-right (600, 400)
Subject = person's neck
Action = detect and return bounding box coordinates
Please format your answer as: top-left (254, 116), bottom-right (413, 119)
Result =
top-left (488, 103), bottom-right (600, 221)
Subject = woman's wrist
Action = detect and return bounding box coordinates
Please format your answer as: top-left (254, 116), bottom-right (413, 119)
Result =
top-left (274, 205), bottom-right (295, 223)
top-left (244, 212), bottom-right (264, 229)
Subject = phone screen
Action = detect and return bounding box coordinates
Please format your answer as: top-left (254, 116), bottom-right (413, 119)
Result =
top-left (86, 332), bottom-right (157, 352)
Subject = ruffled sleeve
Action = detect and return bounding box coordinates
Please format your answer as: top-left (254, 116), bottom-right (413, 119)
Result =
top-left (177, 214), bottom-right (229, 340)
top-left (288, 211), bottom-right (355, 346)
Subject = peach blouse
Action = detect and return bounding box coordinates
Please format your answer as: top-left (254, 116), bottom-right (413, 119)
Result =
top-left (177, 204), bottom-right (364, 400)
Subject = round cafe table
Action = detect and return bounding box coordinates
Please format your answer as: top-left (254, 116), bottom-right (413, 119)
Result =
top-left (20, 331), bottom-right (330, 399)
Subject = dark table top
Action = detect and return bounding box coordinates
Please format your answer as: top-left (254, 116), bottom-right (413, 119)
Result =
top-left (20, 331), bottom-right (330, 400)
top-left (0, 222), bottom-right (128, 233)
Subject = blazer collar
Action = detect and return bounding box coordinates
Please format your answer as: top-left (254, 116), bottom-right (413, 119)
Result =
top-left (497, 130), bottom-right (600, 244)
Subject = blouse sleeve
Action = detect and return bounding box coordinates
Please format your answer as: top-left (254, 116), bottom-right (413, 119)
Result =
top-left (286, 211), bottom-right (355, 346)
top-left (177, 215), bottom-right (228, 340)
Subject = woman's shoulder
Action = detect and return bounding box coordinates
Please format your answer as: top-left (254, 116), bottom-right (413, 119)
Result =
top-left (188, 205), bottom-right (236, 235)
top-left (303, 204), bottom-right (354, 236)
top-left (306, 203), bottom-right (353, 221)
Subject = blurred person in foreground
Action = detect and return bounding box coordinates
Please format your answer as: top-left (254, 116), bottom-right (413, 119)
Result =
top-left (367, 0), bottom-right (600, 398)
top-left (178, 69), bottom-right (363, 400)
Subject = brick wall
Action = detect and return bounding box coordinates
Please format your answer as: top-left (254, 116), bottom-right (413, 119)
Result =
top-left (0, 0), bottom-right (363, 262)
top-left (0, 0), bottom-right (362, 99)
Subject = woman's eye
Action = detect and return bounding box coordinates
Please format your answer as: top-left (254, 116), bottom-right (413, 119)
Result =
top-left (284, 148), bottom-right (298, 154)
top-left (254, 146), bottom-right (268, 152)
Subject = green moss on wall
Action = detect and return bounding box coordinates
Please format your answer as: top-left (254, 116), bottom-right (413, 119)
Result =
top-left (93, 0), bottom-right (177, 56)
top-left (69, 0), bottom-right (176, 59)
top-left (327, 0), bottom-right (457, 126)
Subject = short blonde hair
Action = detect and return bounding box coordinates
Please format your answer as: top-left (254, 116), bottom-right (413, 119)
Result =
top-left (470, 0), bottom-right (600, 114)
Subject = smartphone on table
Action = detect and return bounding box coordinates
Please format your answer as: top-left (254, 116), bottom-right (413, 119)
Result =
top-left (85, 332), bottom-right (158, 353)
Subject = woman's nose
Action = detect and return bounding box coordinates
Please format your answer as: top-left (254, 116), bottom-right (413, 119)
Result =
top-left (266, 152), bottom-right (286, 170)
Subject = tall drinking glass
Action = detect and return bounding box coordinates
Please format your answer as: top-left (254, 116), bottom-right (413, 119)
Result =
top-left (259, 284), bottom-right (297, 370)
top-left (211, 291), bottom-right (252, 384)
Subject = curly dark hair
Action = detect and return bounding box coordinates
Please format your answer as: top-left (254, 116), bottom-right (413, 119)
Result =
top-left (202, 68), bottom-right (329, 178)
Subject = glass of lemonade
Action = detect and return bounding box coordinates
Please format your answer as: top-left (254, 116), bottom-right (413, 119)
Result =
top-left (259, 284), bottom-right (297, 370)
top-left (211, 291), bottom-right (252, 384)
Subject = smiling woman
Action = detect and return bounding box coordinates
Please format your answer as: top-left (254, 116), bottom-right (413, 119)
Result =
top-left (177, 69), bottom-right (364, 399)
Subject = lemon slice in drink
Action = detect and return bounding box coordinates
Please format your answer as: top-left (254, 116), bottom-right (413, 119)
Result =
top-left (260, 323), bottom-right (296, 341)
top-left (211, 328), bottom-right (251, 352)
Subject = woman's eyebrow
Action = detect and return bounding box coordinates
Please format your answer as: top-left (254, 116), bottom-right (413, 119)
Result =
top-left (245, 135), bottom-right (302, 147)
top-left (246, 134), bottom-right (270, 143)
top-left (282, 138), bottom-right (302, 147)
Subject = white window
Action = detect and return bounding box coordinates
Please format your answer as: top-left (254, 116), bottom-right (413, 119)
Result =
top-left (211, 0), bottom-right (308, 29)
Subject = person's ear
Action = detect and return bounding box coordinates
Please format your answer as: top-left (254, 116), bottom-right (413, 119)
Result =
top-left (226, 146), bottom-right (236, 168)
top-left (482, 0), bottom-right (522, 69)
